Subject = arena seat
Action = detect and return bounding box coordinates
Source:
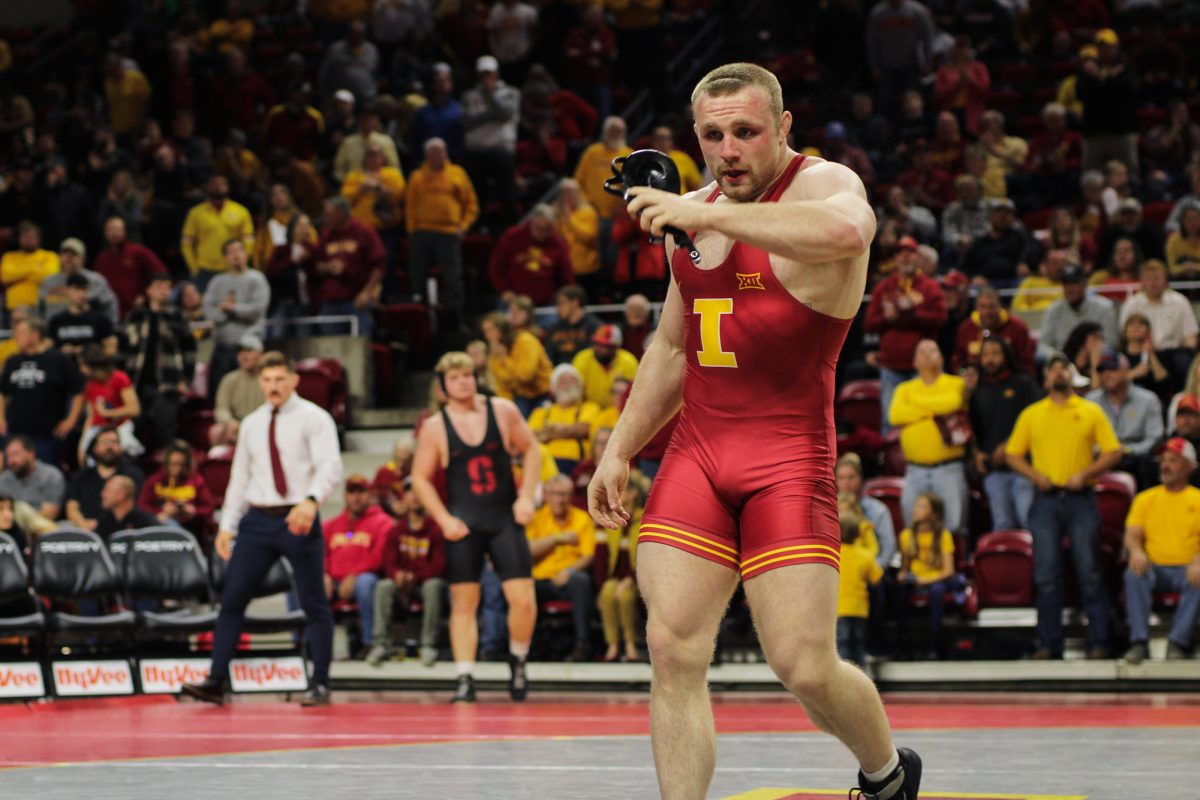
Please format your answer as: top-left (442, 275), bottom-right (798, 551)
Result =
top-left (836, 379), bottom-right (882, 432)
top-left (209, 551), bottom-right (307, 633)
top-left (0, 532), bottom-right (45, 636)
top-left (376, 303), bottom-right (434, 360)
top-left (862, 476), bottom-right (905, 537)
top-left (107, 529), bottom-right (141, 584)
top-left (199, 454), bottom-right (233, 505)
top-left (880, 432), bottom-right (907, 476)
top-left (1143, 201), bottom-right (1175, 229)
top-left (296, 358), bottom-right (348, 433)
top-left (1093, 471), bottom-right (1135, 554)
top-left (123, 528), bottom-right (218, 635)
top-left (997, 62), bottom-right (1038, 88)
top-left (972, 530), bottom-right (1034, 608)
top-left (32, 529), bottom-right (136, 635)
top-left (176, 405), bottom-right (215, 453)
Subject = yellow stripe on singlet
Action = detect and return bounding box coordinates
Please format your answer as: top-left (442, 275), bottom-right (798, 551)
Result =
top-left (637, 530), bottom-right (740, 566)
top-left (638, 522), bottom-right (739, 556)
top-left (740, 543), bottom-right (841, 569)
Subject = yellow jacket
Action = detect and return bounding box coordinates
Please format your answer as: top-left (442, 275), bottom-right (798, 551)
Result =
top-left (489, 331), bottom-right (553, 400)
top-left (1167, 232), bottom-right (1200, 276)
top-left (405, 163), bottom-right (479, 235)
top-left (1011, 275), bottom-right (1064, 311)
top-left (526, 504), bottom-right (596, 581)
top-left (528, 401), bottom-right (602, 462)
top-left (602, 509), bottom-right (642, 577)
top-left (342, 167), bottom-right (406, 230)
top-left (1, 249), bottom-right (59, 310)
top-left (574, 142), bottom-right (633, 218)
top-left (104, 68), bottom-right (152, 136)
top-left (669, 149), bottom-right (704, 193)
top-left (888, 373), bottom-right (967, 465)
top-left (557, 204), bottom-right (601, 276)
top-left (181, 200), bottom-right (255, 274)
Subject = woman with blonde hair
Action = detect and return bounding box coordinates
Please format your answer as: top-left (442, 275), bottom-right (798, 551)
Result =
top-left (481, 311), bottom-right (552, 417)
top-left (1119, 313), bottom-right (1172, 402)
top-left (1036, 207), bottom-right (1096, 272)
top-left (554, 178), bottom-right (603, 302)
top-left (598, 471), bottom-right (649, 662)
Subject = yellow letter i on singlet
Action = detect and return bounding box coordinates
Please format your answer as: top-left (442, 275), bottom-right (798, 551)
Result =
top-left (693, 298), bottom-right (738, 368)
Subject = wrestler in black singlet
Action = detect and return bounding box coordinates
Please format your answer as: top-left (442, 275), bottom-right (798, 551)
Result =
top-left (442, 398), bottom-right (533, 583)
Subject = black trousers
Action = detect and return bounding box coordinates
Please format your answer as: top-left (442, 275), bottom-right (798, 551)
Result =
top-left (209, 509), bottom-right (334, 684)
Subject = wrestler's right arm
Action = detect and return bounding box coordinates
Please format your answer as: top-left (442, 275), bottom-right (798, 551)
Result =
top-left (588, 274), bottom-right (686, 529)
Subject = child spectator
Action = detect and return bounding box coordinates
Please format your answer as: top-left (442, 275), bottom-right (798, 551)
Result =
top-left (837, 511), bottom-right (884, 669)
top-left (79, 346), bottom-right (142, 465)
top-left (138, 441), bottom-right (215, 537)
top-left (895, 492), bottom-right (956, 660)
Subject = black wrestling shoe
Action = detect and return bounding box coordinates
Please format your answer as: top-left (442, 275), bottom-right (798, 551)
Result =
top-left (180, 678), bottom-right (228, 706)
top-left (508, 656), bottom-right (529, 702)
top-left (450, 674), bottom-right (477, 703)
top-left (850, 747), bottom-right (922, 799)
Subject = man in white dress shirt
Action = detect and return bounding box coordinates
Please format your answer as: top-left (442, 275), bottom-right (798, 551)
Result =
top-left (182, 352), bottom-right (343, 706)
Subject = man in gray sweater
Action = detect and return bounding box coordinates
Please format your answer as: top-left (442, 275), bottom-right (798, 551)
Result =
top-left (202, 240), bottom-right (269, 392)
top-left (1087, 351), bottom-right (1163, 488)
top-left (1038, 266), bottom-right (1118, 361)
top-left (462, 54), bottom-right (520, 225)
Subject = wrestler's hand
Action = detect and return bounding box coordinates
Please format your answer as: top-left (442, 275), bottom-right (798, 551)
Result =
top-left (512, 496), bottom-right (535, 526)
top-left (627, 186), bottom-right (711, 239)
top-left (588, 454), bottom-right (631, 530)
top-left (443, 516), bottom-right (470, 541)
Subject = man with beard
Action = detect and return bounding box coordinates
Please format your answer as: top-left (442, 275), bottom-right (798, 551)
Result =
top-left (180, 174), bottom-right (255, 292)
top-left (529, 364), bottom-right (601, 475)
top-left (64, 425), bottom-right (145, 531)
top-left (1006, 352), bottom-right (1120, 659)
top-left (572, 325), bottom-right (638, 409)
top-left (0, 436), bottom-right (66, 520)
top-left (968, 337), bottom-right (1041, 531)
top-left (954, 285), bottom-right (1035, 374)
top-left (1159, 395), bottom-right (1200, 488)
top-left (544, 285), bottom-right (601, 366)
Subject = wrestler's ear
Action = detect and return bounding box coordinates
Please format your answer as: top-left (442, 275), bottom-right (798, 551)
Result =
top-left (779, 110), bottom-right (792, 143)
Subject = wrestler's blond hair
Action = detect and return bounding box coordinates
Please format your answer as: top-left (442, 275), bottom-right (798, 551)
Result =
top-left (435, 351), bottom-right (475, 377)
top-left (691, 63), bottom-right (784, 123)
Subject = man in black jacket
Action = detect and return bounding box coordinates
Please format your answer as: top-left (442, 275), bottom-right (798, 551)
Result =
top-left (960, 198), bottom-right (1039, 286)
top-left (969, 337), bottom-right (1042, 531)
top-left (1076, 29), bottom-right (1140, 173)
top-left (122, 274), bottom-right (196, 450)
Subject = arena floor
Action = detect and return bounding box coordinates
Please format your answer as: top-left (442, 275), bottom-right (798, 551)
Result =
top-left (0, 691), bottom-right (1194, 799)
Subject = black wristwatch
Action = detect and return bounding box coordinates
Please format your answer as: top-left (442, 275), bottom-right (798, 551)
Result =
top-left (305, 495), bottom-right (318, 505)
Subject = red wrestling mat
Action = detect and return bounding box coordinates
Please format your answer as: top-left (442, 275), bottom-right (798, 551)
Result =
top-left (1, 692), bottom-right (1198, 768)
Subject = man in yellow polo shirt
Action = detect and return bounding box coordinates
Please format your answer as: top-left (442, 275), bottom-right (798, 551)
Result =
top-left (0, 223), bottom-right (58, 315)
top-left (573, 324), bottom-right (638, 409)
top-left (180, 174), bottom-right (255, 291)
top-left (888, 339), bottom-right (967, 534)
top-left (526, 474), bottom-right (596, 661)
top-left (1006, 351), bottom-right (1121, 659)
top-left (1122, 438), bottom-right (1200, 664)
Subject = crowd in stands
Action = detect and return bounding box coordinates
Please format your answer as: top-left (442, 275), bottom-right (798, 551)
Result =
top-left (1, 0), bottom-right (1199, 667)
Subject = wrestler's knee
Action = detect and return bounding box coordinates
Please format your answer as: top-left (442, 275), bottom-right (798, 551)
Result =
top-left (768, 640), bottom-right (841, 700)
top-left (646, 617), bottom-right (713, 681)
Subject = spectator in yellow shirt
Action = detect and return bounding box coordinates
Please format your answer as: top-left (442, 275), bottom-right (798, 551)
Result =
top-left (896, 492), bottom-right (956, 660)
top-left (1011, 248), bottom-right (1069, 311)
top-left (526, 474), bottom-right (596, 661)
top-left (888, 339), bottom-right (968, 534)
top-left (573, 324), bottom-right (639, 408)
top-left (1, 223), bottom-right (59, 313)
top-left (342, 142), bottom-right (405, 277)
top-left (573, 116), bottom-right (632, 270)
top-left (1122, 438), bottom-right (1200, 664)
top-left (528, 364), bottom-right (601, 474)
top-left (837, 512), bottom-right (883, 667)
top-left (103, 54), bottom-right (152, 137)
top-left (599, 472), bottom-right (648, 663)
top-left (1006, 352), bottom-right (1120, 659)
top-left (650, 125), bottom-right (704, 193)
top-left (592, 377), bottom-right (629, 432)
top-left (180, 175), bottom-right (255, 291)
top-left (406, 138), bottom-right (479, 329)
top-left (554, 178), bottom-right (602, 301)
top-left (482, 312), bottom-right (552, 417)
top-left (1165, 203), bottom-right (1200, 278)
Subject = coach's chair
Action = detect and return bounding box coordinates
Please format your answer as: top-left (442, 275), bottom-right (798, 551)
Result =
top-left (107, 529), bottom-right (140, 585)
top-left (0, 532), bottom-right (46, 635)
top-left (123, 527), bottom-right (219, 634)
top-left (209, 551), bottom-right (308, 633)
top-left (33, 529), bottom-right (136, 634)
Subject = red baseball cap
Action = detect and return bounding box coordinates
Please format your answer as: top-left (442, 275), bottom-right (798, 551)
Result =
top-left (896, 236), bottom-right (919, 252)
top-left (593, 324), bottom-right (623, 347)
top-left (1163, 437), bottom-right (1197, 463)
top-left (940, 270), bottom-right (969, 289)
top-left (1178, 395), bottom-right (1200, 415)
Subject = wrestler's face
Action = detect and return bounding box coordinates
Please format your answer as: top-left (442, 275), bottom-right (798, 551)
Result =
top-left (693, 86), bottom-right (791, 202)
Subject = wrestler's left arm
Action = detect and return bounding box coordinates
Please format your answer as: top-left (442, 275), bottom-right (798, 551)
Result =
top-left (626, 161), bottom-right (875, 264)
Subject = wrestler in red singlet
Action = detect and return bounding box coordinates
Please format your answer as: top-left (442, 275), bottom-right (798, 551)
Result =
top-left (639, 153), bottom-right (852, 580)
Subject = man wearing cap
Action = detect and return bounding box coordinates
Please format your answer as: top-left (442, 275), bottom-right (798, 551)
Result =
top-left (487, 204), bottom-right (574, 307)
top-left (935, 270), bottom-right (972, 366)
top-left (93, 216), bottom-right (167, 318)
top-left (1038, 264), bottom-right (1119, 361)
top-left (210, 334), bottom-right (265, 452)
top-left (572, 325), bottom-right (638, 409)
top-left (1098, 197), bottom-right (1165, 268)
top-left (40, 238), bottom-right (118, 325)
top-left (1163, 396), bottom-right (1200, 485)
top-left (1122, 437), bottom-right (1200, 664)
top-left (0, 222), bottom-right (59, 322)
top-left (462, 54), bottom-right (520, 225)
top-left (1119, 259), bottom-right (1197, 385)
top-left (960, 198), bottom-right (1036, 285)
top-left (1011, 248), bottom-right (1070, 312)
top-left (123, 274), bottom-right (196, 451)
top-left (1077, 28), bottom-right (1139, 174)
top-left (1006, 353), bottom-right (1121, 659)
top-left (1086, 350), bottom-right (1164, 488)
top-left (954, 285), bottom-right (1035, 374)
top-left (323, 474), bottom-right (395, 658)
top-left (47, 272), bottom-right (119, 356)
top-left (865, 237), bottom-right (947, 434)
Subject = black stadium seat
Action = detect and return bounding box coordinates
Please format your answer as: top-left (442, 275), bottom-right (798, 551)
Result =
top-left (209, 551), bottom-right (307, 633)
top-left (0, 532), bottom-right (45, 635)
top-left (33, 530), bottom-right (136, 634)
top-left (122, 528), bottom-right (218, 634)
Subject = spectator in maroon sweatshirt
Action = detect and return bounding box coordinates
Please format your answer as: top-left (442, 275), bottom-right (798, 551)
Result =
top-left (488, 204), bottom-right (575, 306)
top-left (309, 197), bottom-right (386, 336)
top-left (208, 47), bottom-right (276, 138)
top-left (621, 294), bottom-right (654, 361)
top-left (864, 236), bottom-right (948, 433)
top-left (367, 482), bottom-right (446, 667)
top-left (1023, 102), bottom-right (1083, 209)
top-left (93, 216), bottom-right (168, 318)
top-left (324, 475), bottom-right (397, 656)
top-left (953, 285), bottom-right (1036, 374)
top-left (261, 82), bottom-right (323, 163)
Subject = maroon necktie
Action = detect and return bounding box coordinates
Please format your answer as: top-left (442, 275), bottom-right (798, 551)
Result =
top-left (269, 408), bottom-right (289, 497)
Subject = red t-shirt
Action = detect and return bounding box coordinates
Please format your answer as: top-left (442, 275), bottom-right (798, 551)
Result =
top-left (86, 370), bottom-right (134, 427)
